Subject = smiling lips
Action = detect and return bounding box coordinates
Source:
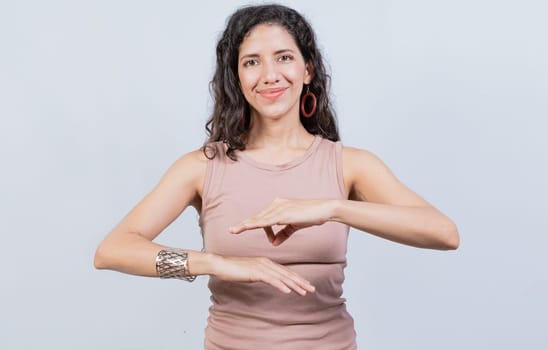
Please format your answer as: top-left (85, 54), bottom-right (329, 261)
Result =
top-left (258, 87), bottom-right (288, 100)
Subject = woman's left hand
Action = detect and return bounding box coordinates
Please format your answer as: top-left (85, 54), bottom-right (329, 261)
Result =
top-left (229, 198), bottom-right (335, 246)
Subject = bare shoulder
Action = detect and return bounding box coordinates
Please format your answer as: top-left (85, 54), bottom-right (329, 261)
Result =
top-left (171, 147), bottom-right (209, 172)
top-left (342, 146), bottom-right (385, 169)
top-left (341, 146), bottom-right (390, 183)
top-left (163, 147), bottom-right (209, 197)
top-left (144, 147), bottom-right (210, 213)
top-left (108, 147), bottom-right (211, 241)
top-left (341, 145), bottom-right (429, 206)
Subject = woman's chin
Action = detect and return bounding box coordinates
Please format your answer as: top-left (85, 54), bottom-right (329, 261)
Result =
top-left (252, 107), bottom-right (299, 121)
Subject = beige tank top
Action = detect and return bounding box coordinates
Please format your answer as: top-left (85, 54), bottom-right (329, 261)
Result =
top-left (199, 135), bottom-right (357, 349)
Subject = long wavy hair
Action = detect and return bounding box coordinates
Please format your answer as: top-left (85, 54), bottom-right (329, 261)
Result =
top-left (204, 4), bottom-right (339, 160)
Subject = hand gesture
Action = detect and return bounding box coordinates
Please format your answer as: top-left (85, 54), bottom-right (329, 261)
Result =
top-left (229, 198), bottom-right (335, 246)
top-left (213, 255), bottom-right (315, 296)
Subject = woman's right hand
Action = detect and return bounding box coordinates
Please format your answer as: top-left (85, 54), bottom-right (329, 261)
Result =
top-left (211, 255), bottom-right (315, 296)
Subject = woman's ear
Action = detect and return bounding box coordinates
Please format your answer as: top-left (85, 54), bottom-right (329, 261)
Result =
top-left (304, 63), bottom-right (314, 84)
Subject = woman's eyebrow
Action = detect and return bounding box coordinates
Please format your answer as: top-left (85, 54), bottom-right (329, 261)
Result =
top-left (239, 49), bottom-right (296, 62)
top-left (239, 53), bottom-right (260, 62)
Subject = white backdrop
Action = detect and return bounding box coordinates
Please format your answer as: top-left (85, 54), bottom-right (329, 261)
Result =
top-left (1, 0), bottom-right (547, 349)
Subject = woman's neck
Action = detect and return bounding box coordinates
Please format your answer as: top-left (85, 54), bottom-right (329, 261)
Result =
top-left (246, 115), bottom-right (314, 151)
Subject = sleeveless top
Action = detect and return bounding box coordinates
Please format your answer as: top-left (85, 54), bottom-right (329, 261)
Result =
top-left (199, 135), bottom-right (357, 349)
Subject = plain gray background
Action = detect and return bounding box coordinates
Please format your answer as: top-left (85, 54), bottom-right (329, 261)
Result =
top-left (1, 0), bottom-right (547, 349)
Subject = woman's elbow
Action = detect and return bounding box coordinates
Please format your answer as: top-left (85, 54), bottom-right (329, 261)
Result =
top-left (438, 219), bottom-right (460, 250)
top-left (93, 241), bottom-right (111, 270)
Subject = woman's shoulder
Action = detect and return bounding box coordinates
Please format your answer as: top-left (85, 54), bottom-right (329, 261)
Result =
top-left (165, 147), bottom-right (210, 186)
top-left (317, 137), bottom-right (382, 169)
top-left (173, 147), bottom-right (209, 167)
top-left (170, 142), bottom-right (233, 181)
top-left (172, 141), bottom-right (228, 166)
top-left (341, 145), bottom-right (380, 163)
top-left (160, 147), bottom-right (211, 206)
top-left (341, 145), bottom-right (391, 180)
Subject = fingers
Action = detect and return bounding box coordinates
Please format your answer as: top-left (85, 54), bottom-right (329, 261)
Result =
top-left (229, 197), bottom-right (324, 245)
top-left (259, 259), bottom-right (315, 296)
top-left (229, 199), bottom-right (285, 234)
top-left (275, 270), bottom-right (316, 296)
top-left (229, 220), bottom-right (266, 234)
top-left (271, 232), bottom-right (289, 246)
top-left (263, 226), bottom-right (275, 243)
top-left (232, 223), bottom-right (298, 246)
top-left (231, 223), bottom-right (297, 246)
top-left (229, 222), bottom-right (253, 234)
top-left (218, 256), bottom-right (316, 296)
top-left (271, 225), bottom-right (298, 246)
top-left (229, 216), bottom-right (277, 234)
top-left (263, 271), bottom-right (314, 296)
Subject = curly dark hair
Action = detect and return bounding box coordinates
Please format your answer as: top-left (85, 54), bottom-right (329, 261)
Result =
top-left (204, 4), bottom-right (339, 160)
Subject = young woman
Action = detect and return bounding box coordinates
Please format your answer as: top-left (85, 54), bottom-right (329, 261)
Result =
top-left (94, 4), bottom-right (459, 349)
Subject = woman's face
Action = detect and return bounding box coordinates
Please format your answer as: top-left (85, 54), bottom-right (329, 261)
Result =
top-left (238, 24), bottom-right (312, 121)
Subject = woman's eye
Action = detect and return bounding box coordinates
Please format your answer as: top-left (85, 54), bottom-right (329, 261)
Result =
top-left (243, 59), bottom-right (259, 67)
top-left (279, 55), bottom-right (293, 62)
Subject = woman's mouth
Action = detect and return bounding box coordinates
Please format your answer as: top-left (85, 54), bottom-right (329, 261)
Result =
top-left (258, 87), bottom-right (288, 100)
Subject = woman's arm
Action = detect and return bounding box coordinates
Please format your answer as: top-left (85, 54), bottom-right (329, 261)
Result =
top-left (334, 146), bottom-right (459, 250)
top-left (93, 149), bottom-right (208, 275)
top-left (230, 146), bottom-right (459, 250)
top-left (94, 149), bottom-right (315, 295)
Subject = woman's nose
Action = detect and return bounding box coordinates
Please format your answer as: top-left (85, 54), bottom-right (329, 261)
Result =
top-left (261, 60), bottom-right (280, 84)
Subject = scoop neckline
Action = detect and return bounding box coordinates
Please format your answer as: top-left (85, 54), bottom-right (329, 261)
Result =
top-left (237, 135), bottom-right (322, 171)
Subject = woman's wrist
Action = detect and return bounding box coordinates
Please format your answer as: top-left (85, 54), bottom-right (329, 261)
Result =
top-left (186, 250), bottom-right (219, 276)
top-left (328, 199), bottom-right (345, 223)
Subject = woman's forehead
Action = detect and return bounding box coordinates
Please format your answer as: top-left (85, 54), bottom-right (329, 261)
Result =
top-left (239, 24), bottom-right (298, 56)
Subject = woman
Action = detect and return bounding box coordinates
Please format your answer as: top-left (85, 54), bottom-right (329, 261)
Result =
top-left (94, 4), bottom-right (459, 349)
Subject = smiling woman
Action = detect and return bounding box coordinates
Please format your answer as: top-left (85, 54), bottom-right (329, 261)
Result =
top-left (237, 24), bottom-right (312, 122)
top-left (94, 3), bottom-right (459, 350)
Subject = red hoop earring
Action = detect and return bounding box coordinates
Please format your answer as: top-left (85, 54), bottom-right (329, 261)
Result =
top-left (300, 86), bottom-right (317, 118)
